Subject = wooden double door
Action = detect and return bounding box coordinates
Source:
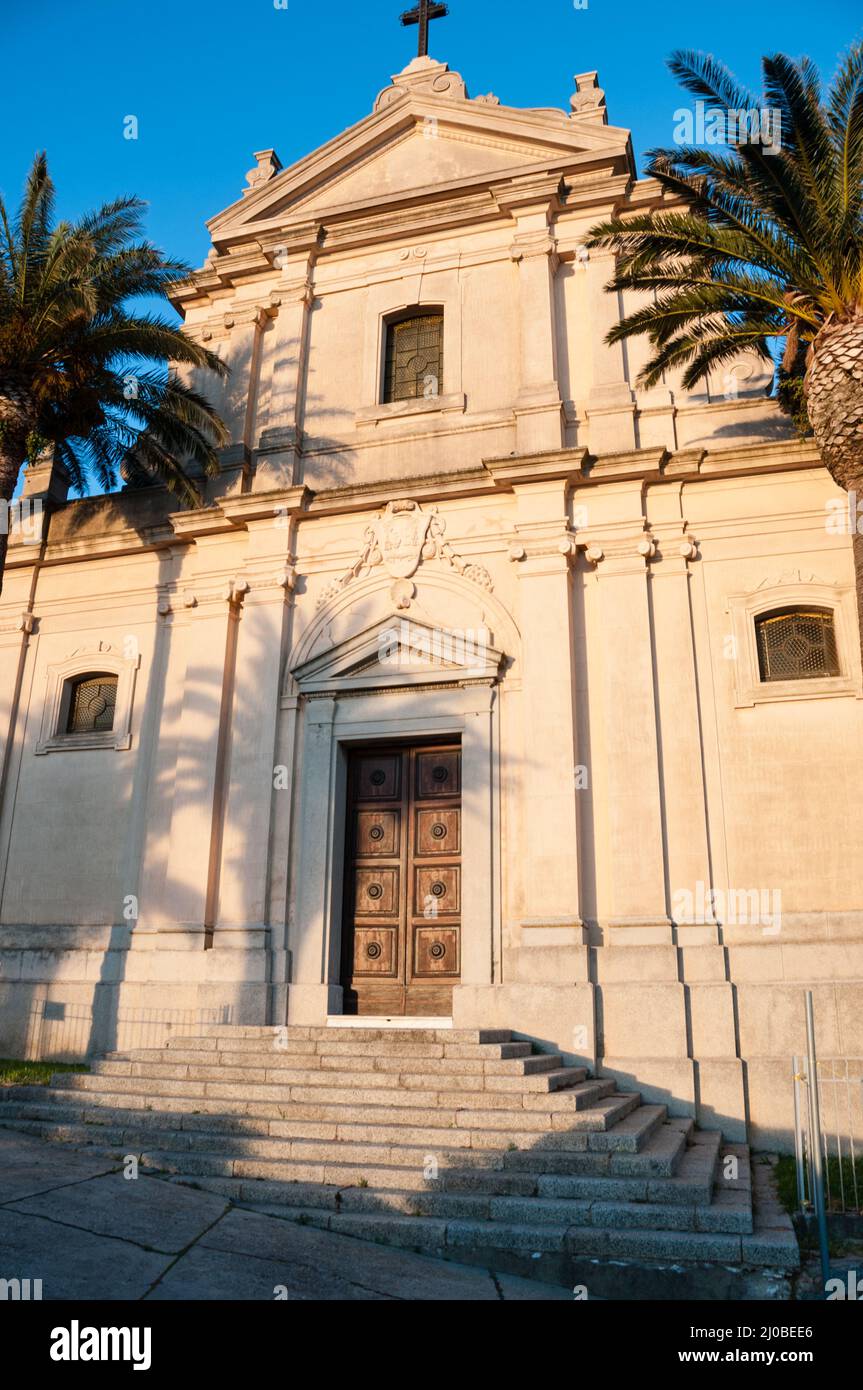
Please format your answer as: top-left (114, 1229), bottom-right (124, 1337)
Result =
top-left (341, 742), bottom-right (462, 1016)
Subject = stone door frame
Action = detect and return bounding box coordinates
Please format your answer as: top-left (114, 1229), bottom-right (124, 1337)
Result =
top-left (286, 682), bottom-right (500, 1024)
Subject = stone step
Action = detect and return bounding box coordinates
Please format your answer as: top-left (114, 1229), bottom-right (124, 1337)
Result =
top-left (329, 1186), bottom-right (753, 1233)
top-left (0, 1122), bottom-right (506, 1186)
top-left (188, 1027), bottom-right (514, 1044)
top-left (144, 1127), bottom-right (732, 1217)
top-left (3, 1078), bottom-right (621, 1132)
top-left (500, 1119), bottom-right (688, 1178)
top-left (148, 1169), bottom-right (752, 1233)
top-left (531, 1159), bottom-right (713, 1206)
top-left (0, 1101), bottom-right (631, 1152)
top-left (160, 1039), bottom-right (528, 1056)
top-left (194, 1201), bottom-right (779, 1270)
top-left (85, 1058), bottom-right (584, 1092)
top-left (26, 1074), bottom-right (618, 1120)
top-left (0, 1090), bottom-right (650, 1155)
top-left (93, 1051), bottom-right (573, 1080)
top-left (0, 1109), bottom-right (687, 1189)
top-left (0, 1087), bottom-right (562, 1131)
top-left (48, 1070), bottom-right (603, 1111)
top-left (0, 1014), bottom-right (797, 1284)
top-left (130, 1042), bottom-right (541, 1064)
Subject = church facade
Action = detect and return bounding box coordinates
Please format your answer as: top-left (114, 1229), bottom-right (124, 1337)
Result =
top-left (1, 55), bottom-right (861, 1148)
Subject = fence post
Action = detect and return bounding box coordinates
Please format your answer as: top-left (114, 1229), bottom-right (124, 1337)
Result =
top-left (792, 1055), bottom-right (808, 1211)
top-left (805, 990), bottom-right (831, 1288)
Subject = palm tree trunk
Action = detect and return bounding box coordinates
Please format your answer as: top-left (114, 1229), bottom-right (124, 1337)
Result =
top-left (805, 314), bottom-right (863, 673)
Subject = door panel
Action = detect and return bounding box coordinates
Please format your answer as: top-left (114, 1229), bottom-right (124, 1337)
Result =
top-left (413, 865), bottom-right (461, 917)
top-left (413, 925), bottom-right (460, 977)
top-left (415, 807), bottom-right (460, 856)
top-left (416, 748), bottom-right (461, 799)
top-left (355, 752), bottom-right (401, 800)
top-left (356, 810), bottom-right (399, 856)
top-left (342, 742), bottom-right (462, 1016)
top-left (353, 926), bottom-right (398, 976)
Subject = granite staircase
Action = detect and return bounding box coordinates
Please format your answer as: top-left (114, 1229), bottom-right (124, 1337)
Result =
top-left (0, 1025), bottom-right (798, 1294)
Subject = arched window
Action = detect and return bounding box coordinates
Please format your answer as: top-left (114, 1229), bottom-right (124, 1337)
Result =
top-left (755, 607), bottom-right (840, 683)
top-left (383, 311), bottom-right (443, 404)
top-left (65, 674), bottom-right (119, 734)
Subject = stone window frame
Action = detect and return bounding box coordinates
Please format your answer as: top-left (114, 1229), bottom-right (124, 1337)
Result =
top-left (728, 579), bottom-right (861, 707)
top-left (35, 647), bottom-right (140, 754)
top-left (356, 279), bottom-right (466, 427)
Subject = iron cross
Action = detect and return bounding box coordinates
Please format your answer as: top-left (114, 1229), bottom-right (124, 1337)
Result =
top-left (400, 0), bottom-right (449, 59)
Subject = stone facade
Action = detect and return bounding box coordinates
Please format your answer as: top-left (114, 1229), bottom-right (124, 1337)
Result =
top-left (1, 58), bottom-right (861, 1149)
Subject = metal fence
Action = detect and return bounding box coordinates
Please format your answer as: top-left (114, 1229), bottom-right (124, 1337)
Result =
top-left (23, 999), bottom-right (234, 1062)
top-left (793, 1055), bottom-right (863, 1216)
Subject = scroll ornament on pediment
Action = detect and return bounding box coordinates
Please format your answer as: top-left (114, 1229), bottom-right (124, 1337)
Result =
top-left (374, 62), bottom-right (468, 112)
top-left (755, 569), bottom-right (830, 589)
top-left (317, 500), bottom-right (493, 608)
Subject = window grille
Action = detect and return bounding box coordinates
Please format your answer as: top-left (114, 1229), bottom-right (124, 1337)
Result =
top-left (66, 675), bottom-right (118, 733)
top-left (755, 608), bottom-right (840, 682)
top-left (383, 312), bottom-right (443, 403)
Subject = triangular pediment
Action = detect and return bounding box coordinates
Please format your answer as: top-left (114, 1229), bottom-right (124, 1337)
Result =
top-left (259, 125), bottom-right (561, 221)
top-left (207, 67), bottom-right (632, 242)
top-left (291, 616), bottom-right (504, 694)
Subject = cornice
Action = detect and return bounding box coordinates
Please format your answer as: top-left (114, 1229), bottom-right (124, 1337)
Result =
top-left (221, 487), bottom-right (311, 526)
top-left (485, 450), bottom-right (588, 490)
top-left (305, 466), bottom-right (492, 517)
top-left (21, 435), bottom-right (826, 574)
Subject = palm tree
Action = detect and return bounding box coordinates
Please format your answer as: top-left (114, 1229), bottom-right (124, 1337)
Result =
top-left (0, 153), bottom-right (229, 593)
top-left (586, 46), bottom-right (863, 649)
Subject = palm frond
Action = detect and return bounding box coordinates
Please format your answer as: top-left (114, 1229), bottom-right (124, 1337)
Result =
top-left (586, 46), bottom-right (863, 400)
top-left (0, 154), bottom-right (230, 513)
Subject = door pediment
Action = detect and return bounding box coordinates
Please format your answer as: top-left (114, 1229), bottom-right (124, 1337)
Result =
top-left (291, 615), bottom-right (504, 694)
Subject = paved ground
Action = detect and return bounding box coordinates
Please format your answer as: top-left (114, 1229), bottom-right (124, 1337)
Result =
top-left (0, 1131), bottom-right (570, 1301)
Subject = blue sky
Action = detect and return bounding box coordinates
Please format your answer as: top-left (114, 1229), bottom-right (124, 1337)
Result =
top-left (2, 0), bottom-right (860, 280)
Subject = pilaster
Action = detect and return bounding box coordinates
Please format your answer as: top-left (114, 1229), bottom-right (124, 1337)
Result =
top-left (581, 482), bottom-right (669, 938)
top-left (288, 696), bottom-right (341, 1024)
top-left (141, 525), bottom-right (246, 942)
top-left (256, 225), bottom-right (320, 491)
top-left (646, 502), bottom-right (714, 940)
top-left (194, 306), bottom-right (269, 499)
top-left (215, 495), bottom-right (305, 936)
top-left (496, 176), bottom-right (566, 455)
top-left (584, 250), bottom-right (636, 453)
top-left (507, 475), bottom-right (583, 940)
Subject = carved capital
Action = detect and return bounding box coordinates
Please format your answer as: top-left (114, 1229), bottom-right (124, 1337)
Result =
top-left (274, 565), bottom-right (298, 592)
top-left (269, 279), bottom-right (315, 313)
top-left (509, 529), bottom-right (578, 563)
top-left (509, 231), bottom-right (560, 269)
top-left (0, 611), bottom-right (36, 635)
top-left (223, 306), bottom-right (268, 332)
top-left (225, 577), bottom-right (250, 605)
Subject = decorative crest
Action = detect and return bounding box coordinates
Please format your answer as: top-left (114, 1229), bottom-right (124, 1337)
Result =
top-left (317, 499), bottom-right (492, 607)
